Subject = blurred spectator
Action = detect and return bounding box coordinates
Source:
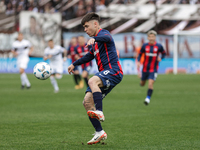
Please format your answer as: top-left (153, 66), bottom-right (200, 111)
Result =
top-left (96, 0), bottom-right (106, 12)
top-left (5, 2), bottom-right (14, 15)
top-left (0, 1), bottom-right (6, 13)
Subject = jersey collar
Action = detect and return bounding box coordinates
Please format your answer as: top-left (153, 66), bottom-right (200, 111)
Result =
top-left (148, 42), bottom-right (156, 46)
top-left (95, 28), bottom-right (102, 36)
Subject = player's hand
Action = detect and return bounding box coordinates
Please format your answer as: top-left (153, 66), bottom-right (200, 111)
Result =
top-left (63, 57), bottom-right (67, 62)
top-left (157, 57), bottom-right (161, 62)
top-left (68, 64), bottom-right (75, 75)
top-left (48, 55), bottom-right (52, 59)
top-left (85, 38), bottom-right (95, 47)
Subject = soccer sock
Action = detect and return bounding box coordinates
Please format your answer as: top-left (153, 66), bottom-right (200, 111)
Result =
top-left (93, 92), bottom-right (103, 111)
top-left (23, 73), bottom-right (31, 87)
top-left (89, 117), bottom-right (103, 132)
top-left (74, 75), bottom-right (79, 85)
top-left (77, 74), bottom-right (81, 82)
top-left (147, 89), bottom-right (153, 99)
top-left (84, 77), bottom-right (89, 87)
top-left (20, 73), bottom-right (26, 86)
top-left (50, 76), bottom-right (59, 91)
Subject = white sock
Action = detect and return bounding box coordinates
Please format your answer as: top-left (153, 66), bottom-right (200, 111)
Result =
top-left (20, 73), bottom-right (26, 86)
top-left (22, 73), bottom-right (31, 87)
top-left (50, 76), bottom-right (59, 91)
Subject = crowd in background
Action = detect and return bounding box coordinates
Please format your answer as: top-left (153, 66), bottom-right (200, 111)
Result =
top-left (1, 0), bottom-right (200, 17)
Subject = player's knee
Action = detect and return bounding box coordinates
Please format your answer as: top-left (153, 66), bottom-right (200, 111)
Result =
top-left (55, 74), bottom-right (62, 79)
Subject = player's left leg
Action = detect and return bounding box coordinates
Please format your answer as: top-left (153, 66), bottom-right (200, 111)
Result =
top-left (82, 70), bottom-right (89, 87)
top-left (50, 74), bottom-right (59, 93)
top-left (83, 92), bottom-right (107, 145)
top-left (19, 60), bottom-right (31, 89)
top-left (144, 72), bottom-right (157, 105)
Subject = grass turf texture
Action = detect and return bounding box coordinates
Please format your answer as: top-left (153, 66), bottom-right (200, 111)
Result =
top-left (0, 74), bottom-right (199, 150)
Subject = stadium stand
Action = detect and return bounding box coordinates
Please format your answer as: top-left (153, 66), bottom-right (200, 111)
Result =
top-left (0, 0), bottom-right (200, 33)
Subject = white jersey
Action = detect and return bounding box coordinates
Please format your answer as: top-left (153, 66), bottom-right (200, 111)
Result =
top-left (12, 39), bottom-right (32, 69)
top-left (44, 45), bottom-right (65, 74)
top-left (12, 39), bottom-right (32, 59)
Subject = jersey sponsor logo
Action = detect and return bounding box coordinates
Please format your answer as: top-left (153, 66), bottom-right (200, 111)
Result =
top-left (94, 49), bottom-right (99, 56)
top-left (145, 47), bottom-right (150, 51)
top-left (146, 53), bottom-right (157, 56)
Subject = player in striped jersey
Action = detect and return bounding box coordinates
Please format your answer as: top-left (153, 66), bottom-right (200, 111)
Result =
top-left (68, 12), bottom-right (123, 145)
top-left (74, 35), bottom-right (92, 88)
top-left (12, 32), bottom-right (33, 89)
top-left (44, 40), bottom-right (67, 93)
top-left (67, 37), bottom-right (83, 89)
top-left (137, 30), bottom-right (166, 105)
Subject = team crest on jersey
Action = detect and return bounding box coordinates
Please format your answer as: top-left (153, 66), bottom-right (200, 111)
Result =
top-left (94, 49), bottom-right (99, 56)
top-left (154, 48), bottom-right (158, 52)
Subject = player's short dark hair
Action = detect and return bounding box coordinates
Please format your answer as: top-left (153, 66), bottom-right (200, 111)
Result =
top-left (48, 39), bottom-right (53, 42)
top-left (81, 12), bottom-right (100, 25)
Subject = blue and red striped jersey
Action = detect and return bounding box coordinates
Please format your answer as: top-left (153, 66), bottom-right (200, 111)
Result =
top-left (74, 44), bottom-right (92, 69)
top-left (73, 29), bottom-right (123, 75)
top-left (137, 42), bottom-right (166, 72)
top-left (67, 45), bottom-right (76, 63)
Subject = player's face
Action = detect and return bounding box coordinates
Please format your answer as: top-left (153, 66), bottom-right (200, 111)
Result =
top-left (83, 21), bottom-right (97, 37)
top-left (78, 36), bottom-right (85, 46)
top-left (18, 33), bottom-right (23, 41)
top-left (148, 34), bottom-right (156, 44)
top-left (48, 41), bottom-right (54, 48)
top-left (71, 38), bottom-right (77, 46)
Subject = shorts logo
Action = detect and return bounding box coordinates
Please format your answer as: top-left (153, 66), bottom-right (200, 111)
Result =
top-left (104, 80), bottom-right (110, 90)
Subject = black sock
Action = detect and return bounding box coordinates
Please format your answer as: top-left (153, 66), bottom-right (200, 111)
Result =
top-left (77, 74), bottom-right (81, 82)
top-left (93, 92), bottom-right (103, 111)
top-left (84, 78), bottom-right (89, 87)
top-left (89, 117), bottom-right (103, 131)
top-left (73, 75), bottom-right (79, 85)
top-left (147, 89), bottom-right (153, 99)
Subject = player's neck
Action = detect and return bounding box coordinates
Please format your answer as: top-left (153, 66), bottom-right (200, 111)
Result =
top-left (95, 27), bottom-right (102, 36)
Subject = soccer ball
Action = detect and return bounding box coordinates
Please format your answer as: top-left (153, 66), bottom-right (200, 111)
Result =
top-left (33, 62), bottom-right (52, 80)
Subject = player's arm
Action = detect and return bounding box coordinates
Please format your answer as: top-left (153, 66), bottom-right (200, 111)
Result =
top-left (28, 46), bottom-right (34, 56)
top-left (68, 50), bottom-right (94, 74)
top-left (85, 34), bottom-right (112, 47)
top-left (43, 50), bottom-right (52, 61)
top-left (11, 48), bottom-right (18, 57)
top-left (137, 45), bottom-right (145, 69)
top-left (157, 45), bottom-right (166, 62)
top-left (63, 48), bottom-right (67, 61)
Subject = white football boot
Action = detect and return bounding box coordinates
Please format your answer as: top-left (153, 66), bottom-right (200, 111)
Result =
top-left (87, 130), bottom-right (107, 145)
top-left (144, 97), bottom-right (150, 105)
top-left (87, 110), bottom-right (105, 122)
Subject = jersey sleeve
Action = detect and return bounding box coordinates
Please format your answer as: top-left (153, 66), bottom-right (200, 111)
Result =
top-left (159, 44), bottom-right (166, 59)
top-left (137, 44), bottom-right (145, 61)
top-left (44, 48), bottom-right (48, 56)
top-left (93, 33), bottom-right (112, 43)
top-left (59, 46), bottom-right (65, 53)
top-left (73, 50), bottom-right (94, 66)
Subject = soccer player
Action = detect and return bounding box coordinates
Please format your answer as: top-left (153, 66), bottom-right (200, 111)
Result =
top-left (68, 12), bottom-right (123, 145)
top-left (12, 32), bottom-right (33, 89)
top-left (137, 30), bottom-right (166, 105)
top-left (74, 35), bottom-right (92, 88)
top-left (44, 39), bottom-right (67, 93)
top-left (67, 37), bottom-right (82, 89)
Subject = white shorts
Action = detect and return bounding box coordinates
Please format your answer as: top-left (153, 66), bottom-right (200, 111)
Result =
top-left (17, 57), bottom-right (29, 69)
top-left (50, 62), bottom-right (63, 74)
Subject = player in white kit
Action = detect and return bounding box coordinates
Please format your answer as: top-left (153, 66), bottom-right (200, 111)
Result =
top-left (12, 32), bottom-right (33, 89)
top-left (43, 39), bottom-right (67, 93)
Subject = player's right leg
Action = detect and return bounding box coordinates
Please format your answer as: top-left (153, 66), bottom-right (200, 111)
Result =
top-left (50, 73), bottom-right (59, 93)
top-left (74, 69), bottom-right (82, 89)
top-left (83, 92), bottom-right (107, 145)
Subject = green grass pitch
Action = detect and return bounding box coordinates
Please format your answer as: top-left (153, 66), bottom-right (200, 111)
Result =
top-left (0, 74), bottom-right (200, 150)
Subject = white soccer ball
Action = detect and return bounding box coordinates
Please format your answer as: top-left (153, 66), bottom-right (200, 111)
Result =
top-left (33, 62), bottom-right (52, 80)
